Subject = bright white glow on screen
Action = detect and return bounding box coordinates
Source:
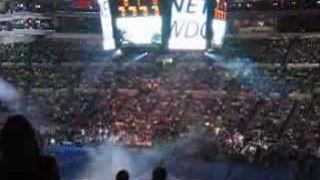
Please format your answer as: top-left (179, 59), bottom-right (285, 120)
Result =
top-left (169, 0), bottom-right (207, 50)
top-left (212, 19), bottom-right (226, 46)
top-left (99, 0), bottom-right (116, 50)
top-left (116, 16), bottom-right (161, 45)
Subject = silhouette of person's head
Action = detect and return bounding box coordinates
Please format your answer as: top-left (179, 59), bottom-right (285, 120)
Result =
top-left (152, 167), bottom-right (167, 180)
top-left (116, 170), bottom-right (129, 180)
top-left (0, 115), bottom-right (40, 161)
top-left (0, 115), bottom-right (61, 180)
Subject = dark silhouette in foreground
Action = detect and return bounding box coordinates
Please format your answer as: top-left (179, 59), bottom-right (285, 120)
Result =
top-left (152, 167), bottom-right (167, 180)
top-left (0, 115), bottom-right (60, 180)
top-left (116, 169), bottom-right (130, 180)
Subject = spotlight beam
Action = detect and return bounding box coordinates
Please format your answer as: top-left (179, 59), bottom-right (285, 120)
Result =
top-left (204, 52), bottom-right (226, 62)
top-left (132, 52), bottom-right (148, 62)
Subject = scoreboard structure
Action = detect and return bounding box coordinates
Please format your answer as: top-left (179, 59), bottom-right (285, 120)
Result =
top-left (116, 0), bottom-right (160, 17)
top-left (99, 0), bottom-right (227, 51)
top-left (212, 0), bottom-right (227, 47)
top-left (115, 0), bottom-right (162, 46)
top-left (99, 0), bottom-right (116, 50)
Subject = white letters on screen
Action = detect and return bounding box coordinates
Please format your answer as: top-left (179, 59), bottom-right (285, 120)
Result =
top-left (169, 0), bottom-right (207, 50)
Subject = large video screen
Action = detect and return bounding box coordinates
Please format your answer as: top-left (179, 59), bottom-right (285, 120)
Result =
top-left (212, 19), bottom-right (226, 46)
top-left (115, 0), bottom-right (162, 46)
top-left (212, 1), bottom-right (227, 47)
top-left (99, 0), bottom-right (116, 50)
top-left (169, 0), bottom-right (207, 50)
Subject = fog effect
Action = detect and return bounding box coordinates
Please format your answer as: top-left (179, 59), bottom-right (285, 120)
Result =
top-left (0, 77), bottom-right (21, 114)
top-left (80, 125), bottom-right (208, 180)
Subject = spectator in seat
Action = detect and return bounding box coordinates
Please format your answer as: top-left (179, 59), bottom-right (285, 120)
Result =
top-left (0, 115), bottom-right (60, 180)
top-left (116, 169), bottom-right (130, 180)
top-left (152, 167), bottom-right (167, 180)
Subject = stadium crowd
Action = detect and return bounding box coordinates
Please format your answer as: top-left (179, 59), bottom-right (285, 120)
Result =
top-left (0, 37), bottom-right (320, 166)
